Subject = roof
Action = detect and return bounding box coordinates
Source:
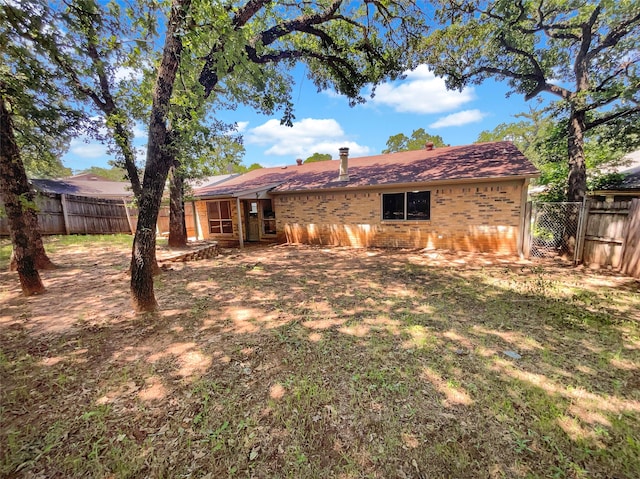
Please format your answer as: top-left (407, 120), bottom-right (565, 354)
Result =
top-left (617, 150), bottom-right (640, 190)
top-left (592, 150), bottom-right (640, 193)
top-left (67, 173), bottom-right (122, 182)
top-left (193, 141), bottom-right (539, 198)
top-left (31, 178), bottom-right (134, 198)
top-left (187, 173), bottom-right (239, 189)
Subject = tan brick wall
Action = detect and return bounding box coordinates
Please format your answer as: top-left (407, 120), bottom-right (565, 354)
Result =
top-left (273, 180), bottom-right (525, 253)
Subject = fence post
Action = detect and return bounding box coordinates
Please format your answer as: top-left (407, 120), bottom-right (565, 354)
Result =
top-left (123, 198), bottom-right (135, 235)
top-left (574, 198), bottom-right (589, 265)
top-left (60, 194), bottom-right (71, 235)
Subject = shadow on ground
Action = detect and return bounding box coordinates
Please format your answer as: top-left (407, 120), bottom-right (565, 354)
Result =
top-left (1, 242), bottom-right (639, 478)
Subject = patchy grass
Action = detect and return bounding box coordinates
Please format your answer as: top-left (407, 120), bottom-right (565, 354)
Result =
top-left (1, 238), bottom-right (639, 478)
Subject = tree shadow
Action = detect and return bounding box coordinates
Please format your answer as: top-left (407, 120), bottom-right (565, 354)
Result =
top-left (1, 243), bottom-right (639, 478)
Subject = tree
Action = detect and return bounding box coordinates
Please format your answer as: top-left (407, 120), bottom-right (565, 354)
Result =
top-left (421, 0), bottom-right (640, 201)
top-left (478, 105), bottom-right (640, 201)
top-left (234, 163), bottom-right (263, 173)
top-left (0, 92), bottom-right (45, 295)
top-left (2, 0), bottom-right (160, 199)
top-left (382, 128), bottom-right (446, 153)
top-left (130, 0), bottom-right (192, 311)
top-left (164, 64), bottom-right (246, 247)
top-left (13, 115), bottom-right (73, 178)
top-left (130, 0), bottom-right (427, 311)
top-left (77, 166), bottom-right (129, 181)
top-left (167, 120), bottom-right (245, 247)
top-left (304, 152), bottom-right (332, 163)
top-left (0, 3), bottom-right (83, 279)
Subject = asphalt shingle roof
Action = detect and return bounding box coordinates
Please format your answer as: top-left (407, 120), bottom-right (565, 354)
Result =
top-left (31, 179), bottom-right (134, 198)
top-left (193, 141), bottom-right (539, 198)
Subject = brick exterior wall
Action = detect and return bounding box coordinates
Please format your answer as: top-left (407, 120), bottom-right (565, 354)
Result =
top-left (194, 179), bottom-right (526, 253)
top-left (273, 179), bottom-right (525, 253)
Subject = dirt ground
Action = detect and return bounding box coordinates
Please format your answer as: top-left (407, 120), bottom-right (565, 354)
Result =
top-left (1, 240), bottom-right (639, 478)
top-left (0, 242), bottom-right (604, 337)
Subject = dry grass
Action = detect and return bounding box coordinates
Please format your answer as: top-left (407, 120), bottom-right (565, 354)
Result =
top-left (1, 235), bottom-right (639, 479)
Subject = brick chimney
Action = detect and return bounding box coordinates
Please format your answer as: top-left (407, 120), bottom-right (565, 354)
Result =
top-left (338, 147), bottom-right (349, 181)
top-left (425, 142), bottom-right (435, 151)
top-left (296, 158), bottom-right (303, 166)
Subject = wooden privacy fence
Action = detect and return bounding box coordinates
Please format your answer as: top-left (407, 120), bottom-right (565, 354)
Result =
top-left (0, 193), bottom-right (138, 236)
top-left (1, 193), bottom-right (199, 238)
top-left (155, 200), bottom-right (197, 237)
top-left (620, 199), bottom-right (640, 278)
top-left (577, 200), bottom-right (629, 270)
top-left (526, 198), bottom-right (640, 278)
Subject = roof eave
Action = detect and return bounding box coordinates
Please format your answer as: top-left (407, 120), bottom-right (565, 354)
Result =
top-left (193, 182), bottom-right (283, 200)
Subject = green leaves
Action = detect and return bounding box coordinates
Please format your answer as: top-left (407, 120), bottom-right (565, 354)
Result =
top-left (422, 0), bottom-right (640, 200)
top-left (383, 129), bottom-right (447, 154)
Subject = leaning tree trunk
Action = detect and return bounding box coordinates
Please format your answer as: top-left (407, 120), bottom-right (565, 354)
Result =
top-left (0, 94), bottom-right (46, 295)
top-left (130, 0), bottom-right (191, 312)
top-left (567, 109), bottom-right (587, 203)
top-left (168, 163), bottom-right (188, 247)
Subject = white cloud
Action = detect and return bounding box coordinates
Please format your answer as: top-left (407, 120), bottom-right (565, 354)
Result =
top-left (372, 65), bottom-right (475, 114)
top-left (245, 118), bottom-right (370, 158)
top-left (69, 139), bottom-right (108, 159)
top-left (429, 109), bottom-right (488, 128)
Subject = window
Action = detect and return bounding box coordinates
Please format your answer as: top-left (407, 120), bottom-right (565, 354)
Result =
top-left (382, 191), bottom-right (431, 221)
top-left (261, 200), bottom-right (276, 235)
top-left (207, 200), bottom-right (233, 234)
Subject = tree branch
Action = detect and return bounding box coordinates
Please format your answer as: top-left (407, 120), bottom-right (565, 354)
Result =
top-left (585, 104), bottom-right (640, 130)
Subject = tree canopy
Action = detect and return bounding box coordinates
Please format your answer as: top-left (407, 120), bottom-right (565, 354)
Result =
top-left (421, 0), bottom-right (640, 201)
top-left (383, 128), bottom-right (447, 153)
top-left (478, 106), bottom-right (640, 201)
top-left (304, 153), bottom-right (332, 163)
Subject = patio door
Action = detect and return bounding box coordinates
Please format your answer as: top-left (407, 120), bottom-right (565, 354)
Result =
top-left (245, 201), bottom-right (260, 241)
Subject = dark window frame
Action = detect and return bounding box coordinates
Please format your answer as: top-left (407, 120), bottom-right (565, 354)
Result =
top-left (382, 190), bottom-right (431, 221)
top-left (207, 200), bottom-right (233, 234)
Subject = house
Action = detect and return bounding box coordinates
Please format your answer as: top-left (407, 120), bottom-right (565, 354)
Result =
top-left (191, 141), bottom-right (539, 254)
top-left (589, 150), bottom-right (640, 202)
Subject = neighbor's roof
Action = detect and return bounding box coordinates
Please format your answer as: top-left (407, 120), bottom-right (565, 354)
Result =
top-left (31, 178), bottom-right (134, 198)
top-left (193, 142), bottom-right (539, 198)
top-left (592, 150), bottom-right (640, 192)
top-left (187, 173), bottom-right (239, 189)
top-left (617, 150), bottom-right (640, 190)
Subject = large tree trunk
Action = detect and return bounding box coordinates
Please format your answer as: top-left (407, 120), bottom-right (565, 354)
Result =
top-left (0, 94), bottom-right (46, 295)
top-left (567, 111), bottom-right (587, 203)
top-left (168, 163), bottom-right (187, 247)
top-left (130, 0), bottom-right (191, 312)
top-left (9, 207), bottom-right (57, 271)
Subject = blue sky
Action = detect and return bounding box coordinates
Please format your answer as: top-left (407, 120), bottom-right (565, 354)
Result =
top-left (61, 65), bottom-right (543, 172)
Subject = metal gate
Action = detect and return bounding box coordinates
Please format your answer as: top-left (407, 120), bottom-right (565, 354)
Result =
top-left (529, 202), bottom-right (584, 261)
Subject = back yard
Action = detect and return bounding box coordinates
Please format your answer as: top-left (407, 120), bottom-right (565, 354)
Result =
top-left (1, 236), bottom-right (639, 479)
